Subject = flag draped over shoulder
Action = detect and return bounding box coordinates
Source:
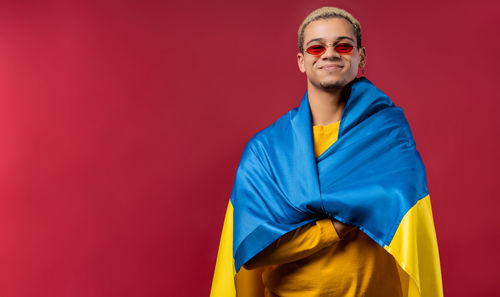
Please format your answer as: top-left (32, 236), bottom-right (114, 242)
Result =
top-left (210, 77), bottom-right (443, 297)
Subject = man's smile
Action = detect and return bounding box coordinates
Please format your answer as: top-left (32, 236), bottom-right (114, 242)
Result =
top-left (319, 64), bottom-right (344, 71)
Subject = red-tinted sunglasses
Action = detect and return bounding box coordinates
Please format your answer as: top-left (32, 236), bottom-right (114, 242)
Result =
top-left (306, 43), bottom-right (355, 56)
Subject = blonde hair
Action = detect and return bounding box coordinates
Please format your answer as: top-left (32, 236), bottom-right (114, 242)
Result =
top-left (298, 7), bottom-right (362, 54)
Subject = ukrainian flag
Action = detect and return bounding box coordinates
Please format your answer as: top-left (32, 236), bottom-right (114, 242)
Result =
top-left (210, 77), bottom-right (442, 297)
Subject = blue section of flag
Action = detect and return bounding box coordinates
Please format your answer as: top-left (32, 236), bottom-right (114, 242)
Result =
top-left (230, 77), bottom-right (428, 272)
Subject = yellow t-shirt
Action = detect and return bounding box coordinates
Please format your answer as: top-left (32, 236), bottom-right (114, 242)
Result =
top-left (245, 120), bottom-right (405, 297)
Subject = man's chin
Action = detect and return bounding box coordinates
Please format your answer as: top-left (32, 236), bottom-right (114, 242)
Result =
top-left (319, 79), bottom-right (348, 90)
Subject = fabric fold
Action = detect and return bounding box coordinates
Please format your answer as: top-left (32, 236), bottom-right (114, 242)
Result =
top-left (211, 77), bottom-right (443, 297)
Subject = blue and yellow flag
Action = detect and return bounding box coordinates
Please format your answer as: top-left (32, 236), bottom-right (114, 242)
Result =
top-left (210, 77), bottom-right (443, 297)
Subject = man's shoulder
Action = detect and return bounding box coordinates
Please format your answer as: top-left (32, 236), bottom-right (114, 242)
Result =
top-left (247, 106), bottom-right (298, 149)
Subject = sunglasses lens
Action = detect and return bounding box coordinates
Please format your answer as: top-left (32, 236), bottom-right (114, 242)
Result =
top-left (306, 45), bottom-right (325, 55)
top-left (335, 43), bottom-right (354, 54)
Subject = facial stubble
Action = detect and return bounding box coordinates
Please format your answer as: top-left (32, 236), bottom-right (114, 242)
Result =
top-left (309, 75), bottom-right (349, 91)
top-left (319, 79), bottom-right (349, 90)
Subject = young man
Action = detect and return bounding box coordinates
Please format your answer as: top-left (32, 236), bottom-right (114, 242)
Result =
top-left (211, 7), bottom-right (443, 297)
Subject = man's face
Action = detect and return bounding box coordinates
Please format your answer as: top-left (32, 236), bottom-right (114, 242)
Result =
top-left (297, 17), bottom-right (366, 90)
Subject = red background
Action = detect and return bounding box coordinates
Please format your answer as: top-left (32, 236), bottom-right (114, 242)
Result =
top-left (0, 0), bottom-right (499, 296)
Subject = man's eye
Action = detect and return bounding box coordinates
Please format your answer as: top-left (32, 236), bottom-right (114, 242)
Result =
top-left (306, 45), bottom-right (325, 55)
top-left (335, 43), bottom-right (354, 53)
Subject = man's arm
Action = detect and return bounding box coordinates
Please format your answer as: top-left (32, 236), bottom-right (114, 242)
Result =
top-left (235, 266), bottom-right (266, 297)
top-left (244, 219), bottom-right (355, 270)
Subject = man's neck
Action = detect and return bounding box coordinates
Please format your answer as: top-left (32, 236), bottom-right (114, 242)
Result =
top-left (307, 82), bottom-right (347, 126)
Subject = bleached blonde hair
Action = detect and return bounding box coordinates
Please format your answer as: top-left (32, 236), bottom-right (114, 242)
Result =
top-left (298, 7), bottom-right (362, 54)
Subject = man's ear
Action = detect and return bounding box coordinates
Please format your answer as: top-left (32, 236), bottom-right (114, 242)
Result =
top-left (359, 47), bottom-right (367, 68)
top-left (297, 52), bottom-right (306, 73)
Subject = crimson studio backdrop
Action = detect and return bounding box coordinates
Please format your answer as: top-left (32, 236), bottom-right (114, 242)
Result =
top-left (0, 0), bottom-right (498, 296)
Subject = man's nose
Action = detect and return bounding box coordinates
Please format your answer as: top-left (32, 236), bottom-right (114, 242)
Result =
top-left (322, 45), bottom-right (340, 59)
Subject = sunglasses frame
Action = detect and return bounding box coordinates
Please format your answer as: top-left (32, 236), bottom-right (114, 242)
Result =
top-left (305, 42), bottom-right (356, 57)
